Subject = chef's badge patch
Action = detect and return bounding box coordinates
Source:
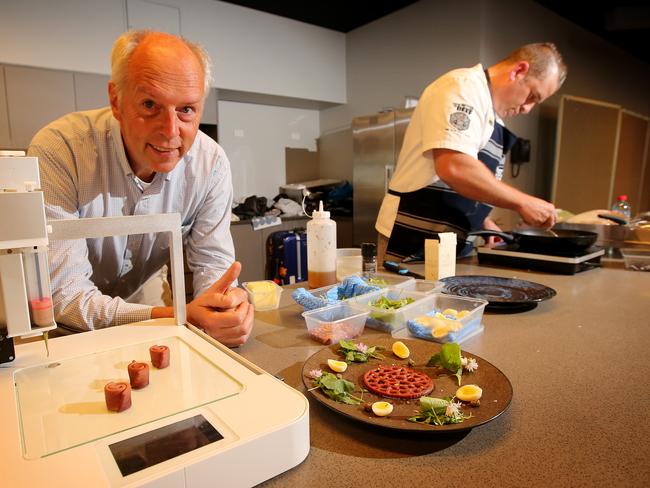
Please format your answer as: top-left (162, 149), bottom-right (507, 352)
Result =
top-left (449, 103), bottom-right (474, 131)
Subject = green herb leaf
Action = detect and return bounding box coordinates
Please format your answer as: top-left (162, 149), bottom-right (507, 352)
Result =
top-left (426, 343), bottom-right (463, 385)
top-left (339, 339), bottom-right (357, 350)
top-left (366, 277), bottom-right (388, 286)
top-left (419, 396), bottom-right (450, 413)
top-left (312, 372), bottom-right (363, 405)
top-left (408, 395), bottom-right (470, 426)
top-left (337, 340), bottom-right (384, 363)
top-left (371, 296), bottom-right (414, 310)
top-left (426, 352), bottom-right (441, 367)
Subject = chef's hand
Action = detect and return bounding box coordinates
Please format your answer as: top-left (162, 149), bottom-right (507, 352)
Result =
top-left (517, 195), bottom-right (557, 229)
top-left (482, 217), bottom-right (503, 247)
top-left (186, 261), bottom-right (254, 347)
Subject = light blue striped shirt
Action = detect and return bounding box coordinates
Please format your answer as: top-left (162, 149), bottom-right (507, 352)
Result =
top-left (28, 108), bottom-right (235, 332)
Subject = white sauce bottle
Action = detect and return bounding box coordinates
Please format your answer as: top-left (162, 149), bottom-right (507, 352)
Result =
top-left (307, 201), bottom-right (337, 288)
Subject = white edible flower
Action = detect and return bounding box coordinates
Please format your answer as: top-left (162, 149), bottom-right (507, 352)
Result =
top-left (461, 357), bottom-right (468, 366)
top-left (445, 400), bottom-right (462, 418)
top-left (356, 343), bottom-right (368, 353)
top-left (309, 369), bottom-right (323, 379)
top-left (463, 357), bottom-right (478, 372)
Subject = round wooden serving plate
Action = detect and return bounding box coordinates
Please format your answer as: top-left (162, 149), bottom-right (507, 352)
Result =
top-left (301, 338), bottom-right (513, 433)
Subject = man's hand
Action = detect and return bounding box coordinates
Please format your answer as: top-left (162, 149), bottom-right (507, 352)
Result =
top-left (186, 261), bottom-right (254, 347)
top-left (516, 195), bottom-right (556, 229)
top-left (482, 217), bottom-right (503, 247)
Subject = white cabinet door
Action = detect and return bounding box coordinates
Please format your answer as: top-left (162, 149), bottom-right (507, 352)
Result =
top-left (5, 66), bottom-right (76, 149)
top-left (0, 66), bottom-right (11, 149)
top-left (202, 88), bottom-right (218, 125)
top-left (74, 72), bottom-right (110, 111)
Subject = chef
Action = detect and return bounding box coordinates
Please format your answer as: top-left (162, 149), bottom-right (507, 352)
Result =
top-left (27, 30), bottom-right (254, 346)
top-left (376, 42), bottom-right (567, 263)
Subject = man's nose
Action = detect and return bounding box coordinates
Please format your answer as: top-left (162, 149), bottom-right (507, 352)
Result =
top-left (159, 108), bottom-right (179, 138)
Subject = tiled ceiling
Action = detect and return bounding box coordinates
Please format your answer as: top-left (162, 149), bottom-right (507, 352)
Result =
top-left (221, 0), bottom-right (650, 65)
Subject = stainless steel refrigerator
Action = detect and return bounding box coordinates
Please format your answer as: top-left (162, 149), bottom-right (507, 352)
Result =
top-left (352, 108), bottom-right (414, 245)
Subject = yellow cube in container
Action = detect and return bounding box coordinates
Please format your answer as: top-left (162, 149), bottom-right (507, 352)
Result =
top-left (242, 280), bottom-right (283, 311)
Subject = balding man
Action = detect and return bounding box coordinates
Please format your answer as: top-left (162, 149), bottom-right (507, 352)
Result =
top-left (28, 30), bottom-right (254, 346)
top-left (376, 43), bottom-right (568, 263)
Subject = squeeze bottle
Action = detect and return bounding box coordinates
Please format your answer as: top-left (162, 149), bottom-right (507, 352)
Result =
top-left (307, 201), bottom-right (337, 288)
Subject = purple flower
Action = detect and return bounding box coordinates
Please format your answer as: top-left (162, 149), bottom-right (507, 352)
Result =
top-left (356, 343), bottom-right (368, 353)
top-left (308, 369), bottom-right (323, 379)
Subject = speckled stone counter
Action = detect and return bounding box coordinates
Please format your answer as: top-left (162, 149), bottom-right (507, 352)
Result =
top-left (235, 258), bottom-right (650, 487)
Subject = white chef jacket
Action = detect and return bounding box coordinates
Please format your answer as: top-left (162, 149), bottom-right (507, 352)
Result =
top-left (28, 108), bottom-right (235, 332)
top-left (376, 64), bottom-right (497, 237)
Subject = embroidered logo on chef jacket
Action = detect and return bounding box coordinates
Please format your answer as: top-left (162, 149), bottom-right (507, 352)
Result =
top-left (449, 103), bottom-right (474, 131)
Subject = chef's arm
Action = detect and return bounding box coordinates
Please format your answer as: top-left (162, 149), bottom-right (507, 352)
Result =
top-left (432, 148), bottom-right (556, 228)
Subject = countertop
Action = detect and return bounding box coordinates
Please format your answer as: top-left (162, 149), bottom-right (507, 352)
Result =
top-left (235, 257), bottom-right (649, 487)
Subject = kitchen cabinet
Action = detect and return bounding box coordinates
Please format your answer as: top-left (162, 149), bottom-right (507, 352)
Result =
top-left (231, 223), bottom-right (265, 284)
top-left (0, 66), bottom-right (11, 149)
top-left (4, 65), bottom-right (76, 149)
top-left (613, 110), bottom-right (650, 213)
top-left (553, 95), bottom-right (650, 214)
top-left (74, 72), bottom-right (110, 111)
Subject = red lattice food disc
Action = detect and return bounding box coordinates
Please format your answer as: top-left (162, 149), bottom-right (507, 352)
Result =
top-left (362, 365), bottom-right (434, 399)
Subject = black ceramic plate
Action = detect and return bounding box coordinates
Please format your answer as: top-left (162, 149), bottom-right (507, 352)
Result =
top-left (302, 338), bottom-right (513, 433)
top-left (440, 275), bottom-right (556, 305)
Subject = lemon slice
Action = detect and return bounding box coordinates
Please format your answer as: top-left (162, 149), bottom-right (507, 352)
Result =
top-left (457, 310), bottom-right (470, 319)
top-left (392, 341), bottom-right (410, 359)
top-left (432, 327), bottom-right (449, 339)
top-left (415, 315), bottom-right (436, 328)
top-left (371, 401), bottom-right (394, 416)
top-left (442, 308), bottom-right (458, 317)
top-left (327, 359), bottom-right (348, 373)
top-left (456, 384), bottom-right (483, 402)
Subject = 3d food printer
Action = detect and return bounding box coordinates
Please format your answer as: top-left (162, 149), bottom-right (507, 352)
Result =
top-left (0, 154), bottom-right (310, 487)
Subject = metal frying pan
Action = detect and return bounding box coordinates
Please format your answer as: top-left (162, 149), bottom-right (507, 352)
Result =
top-left (470, 228), bottom-right (598, 255)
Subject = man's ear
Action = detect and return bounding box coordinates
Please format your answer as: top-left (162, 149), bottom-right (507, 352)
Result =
top-left (510, 61), bottom-right (530, 81)
top-left (108, 81), bottom-right (121, 121)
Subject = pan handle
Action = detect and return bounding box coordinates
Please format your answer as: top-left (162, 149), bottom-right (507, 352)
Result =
top-left (597, 213), bottom-right (627, 225)
top-left (468, 230), bottom-right (516, 243)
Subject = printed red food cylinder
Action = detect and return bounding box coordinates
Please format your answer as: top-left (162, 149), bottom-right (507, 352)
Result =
top-left (104, 381), bottom-right (132, 412)
top-left (149, 345), bottom-right (170, 369)
top-left (128, 361), bottom-right (150, 389)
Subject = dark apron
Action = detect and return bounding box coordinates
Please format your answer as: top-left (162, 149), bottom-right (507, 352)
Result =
top-left (386, 121), bottom-right (518, 260)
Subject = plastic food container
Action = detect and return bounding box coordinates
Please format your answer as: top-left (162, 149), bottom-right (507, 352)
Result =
top-left (336, 248), bottom-right (362, 281)
top-left (363, 272), bottom-right (415, 289)
top-left (406, 293), bottom-right (488, 343)
top-left (302, 302), bottom-right (370, 345)
top-left (620, 248), bottom-right (650, 271)
top-left (349, 287), bottom-right (431, 332)
top-left (242, 280), bottom-right (283, 311)
top-left (400, 279), bottom-right (443, 294)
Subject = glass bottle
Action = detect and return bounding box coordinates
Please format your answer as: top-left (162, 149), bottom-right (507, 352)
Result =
top-left (611, 194), bottom-right (631, 221)
top-left (361, 242), bottom-right (377, 276)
